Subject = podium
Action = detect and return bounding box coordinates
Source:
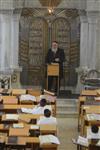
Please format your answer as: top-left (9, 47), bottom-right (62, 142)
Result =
top-left (47, 63), bottom-right (59, 93)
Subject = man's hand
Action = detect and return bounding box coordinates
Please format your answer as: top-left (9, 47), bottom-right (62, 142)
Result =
top-left (55, 58), bottom-right (59, 62)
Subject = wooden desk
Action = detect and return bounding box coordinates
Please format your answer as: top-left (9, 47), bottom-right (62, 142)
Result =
top-left (81, 105), bottom-right (100, 115)
top-left (78, 96), bottom-right (86, 130)
top-left (6, 136), bottom-right (57, 150)
top-left (84, 115), bottom-right (100, 126)
top-left (81, 90), bottom-right (97, 96)
top-left (39, 124), bottom-right (57, 134)
top-left (0, 89), bottom-right (12, 95)
top-left (2, 96), bottom-right (18, 104)
top-left (9, 127), bottom-right (29, 136)
top-left (1, 104), bottom-right (35, 114)
top-left (12, 89), bottom-right (26, 96)
top-left (27, 89), bottom-right (41, 96)
top-left (47, 63), bottom-right (59, 93)
top-left (80, 105), bottom-right (100, 134)
top-left (1, 114), bottom-right (42, 123)
top-left (3, 104), bottom-right (34, 110)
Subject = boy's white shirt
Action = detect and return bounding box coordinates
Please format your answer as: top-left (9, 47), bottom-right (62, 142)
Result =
top-left (37, 116), bottom-right (57, 125)
top-left (87, 128), bottom-right (100, 139)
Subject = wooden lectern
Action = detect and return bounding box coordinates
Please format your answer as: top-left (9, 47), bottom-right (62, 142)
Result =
top-left (47, 63), bottom-right (59, 93)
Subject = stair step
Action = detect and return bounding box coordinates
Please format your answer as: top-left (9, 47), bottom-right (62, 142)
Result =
top-left (57, 111), bottom-right (78, 118)
top-left (57, 99), bottom-right (78, 105)
top-left (57, 107), bottom-right (77, 112)
top-left (57, 103), bottom-right (77, 107)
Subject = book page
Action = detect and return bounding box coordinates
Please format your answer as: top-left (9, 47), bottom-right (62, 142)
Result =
top-left (6, 114), bottom-right (19, 120)
top-left (87, 114), bottom-right (100, 121)
top-left (21, 108), bottom-right (33, 114)
top-left (39, 134), bottom-right (60, 145)
top-left (30, 125), bottom-right (39, 129)
top-left (20, 94), bottom-right (36, 101)
top-left (77, 136), bottom-right (89, 147)
top-left (13, 123), bottom-right (24, 128)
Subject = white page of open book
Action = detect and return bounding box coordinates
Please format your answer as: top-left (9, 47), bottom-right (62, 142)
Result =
top-left (87, 114), bottom-right (100, 121)
top-left (13, 123), bottom-right (24, 128)
top-left (39, 134), bottom-right (60, 145)
top-left (77, 136), bottom-right (89, 147)
top-left (6, 114), bottom-right (19, 120)
top-left (20, 94), bottom-right (36, 101)
top-left (21, 108), bottom-right (33, 114)
top-left (30, 125), bottom-right (39, 129)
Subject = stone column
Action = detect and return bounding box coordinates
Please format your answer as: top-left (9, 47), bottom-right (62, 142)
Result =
top-left (10, 10), bottom-right (22, 88)
top-left (80, 13), bottom-right (88, 67)
top-left (87, 11), bottom-right (99, 69)
top-left (0, 10), bottom-right (12, 72)
top-left (76, 12), bottom-right (89, 93)
top-left (0, 9), bottom-right (22, 88)
top-left (10, 10), bottom-right (21, 69)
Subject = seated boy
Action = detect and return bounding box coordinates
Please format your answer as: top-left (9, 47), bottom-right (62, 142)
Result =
top-left (37, 109), bottom-right (57, 125)
top-left (21, 99), bottom-right (51, 114)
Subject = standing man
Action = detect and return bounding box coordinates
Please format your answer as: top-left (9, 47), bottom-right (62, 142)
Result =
top-left (46, 41), bottom-right (65, 93)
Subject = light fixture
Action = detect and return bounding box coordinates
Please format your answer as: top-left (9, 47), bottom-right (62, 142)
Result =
top-left (48, 7), bottom-right (54, 14)
top-left (39, 0), bottom-right (62, 14)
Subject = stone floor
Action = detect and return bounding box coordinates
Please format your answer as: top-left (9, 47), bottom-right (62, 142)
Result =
top-left (57, 117), bottom-right (78, 150)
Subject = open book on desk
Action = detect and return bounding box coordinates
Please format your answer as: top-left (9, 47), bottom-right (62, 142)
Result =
top-left (21, 108), bottom-right (33, 114)
top-left (39, 134), bottom-right (60, 145)
top-left (86, 114), bottom-right (100, 121)
top-left (73, 136), bottom-right (89, 147)
top-left (30, 125), bottom-right (39, 130)
top-left (13, 123), bottom-right (24, 128)
top-left (6, 114), bottom-right (19, 120)
top-left (20, 94), bottom-right (36, 102)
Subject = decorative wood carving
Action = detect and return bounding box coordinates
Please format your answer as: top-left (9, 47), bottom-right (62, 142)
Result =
top-left (19, 8), bottom-right (80, 87)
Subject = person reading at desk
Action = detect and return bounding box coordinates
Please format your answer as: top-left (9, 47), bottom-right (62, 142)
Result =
top-left (37, 109), bottom-right (57, 125)
top-left (21, 98), bottom-right (52, 114)
top-left (87, 125), bottom-right (100, 140)
top-left (89, 125), bottom-right (100, 150)
top-left (46, 41), bottom-right (65, 93)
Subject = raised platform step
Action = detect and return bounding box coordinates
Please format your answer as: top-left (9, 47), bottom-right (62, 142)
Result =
top-left (57, 111), bottom-right (78, 118)
top-left (56, 98), bottom-right (78, 118)
top-left (57, 104), bottom-right (78, 112)
top-left (57, 98), bottom-right (78, 104)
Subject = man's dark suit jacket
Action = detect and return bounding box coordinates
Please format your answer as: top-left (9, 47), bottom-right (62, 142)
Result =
top-left (46, 48), bottom-right (65, 79)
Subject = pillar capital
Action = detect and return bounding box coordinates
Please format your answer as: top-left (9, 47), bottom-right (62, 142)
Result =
top-left (79, 10), bottom-right (88, 23)
top-left (87, 11), bottom-right (99, 24)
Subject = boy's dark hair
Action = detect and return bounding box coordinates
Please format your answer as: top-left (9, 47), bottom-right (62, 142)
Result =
top-left (44, 109), bottom-right (51, 117)
top-left (91, 125), bottom-right (99, 133)
top-left (40, 98), bottom-right (47, 107)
